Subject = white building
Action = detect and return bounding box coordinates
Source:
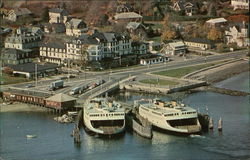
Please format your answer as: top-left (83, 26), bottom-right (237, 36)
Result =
top-left (5, 27), bottom-right (43, 51)
top-left (162, 41), bottom-right (187, 56)
top-left (225, 22), bottom-right (249, 47)
top-left (65, 18), bottom-right (87, 37)
top-left (39, 42), bottom-right (67, 65)
top-left (140, 56), bottom-right (169, 65)
top-left (49, 8), bottom-right (68, 24)
top-left (231, 0), bottom-right (249, 10)
top-left (206, 18), bottom-right (228, 28)
top-left (66, 32), bottom-right (132, 61)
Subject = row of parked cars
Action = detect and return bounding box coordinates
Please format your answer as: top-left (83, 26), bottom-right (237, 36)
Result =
top-left (69, 79), bottom-right (106, 95)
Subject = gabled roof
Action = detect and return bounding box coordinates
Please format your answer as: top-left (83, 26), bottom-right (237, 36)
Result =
top-left (8, 63), bottom-right (58, 73)
top-left (114, 12), bottom-right (142, 20)
top-left (49, 8), bottom-right (68, 16)
top-left (66, 18), bottom-right (86, 28)
top-left (46, 93), bottom-right (76, 102)
top-left (126, 22), bottom-right (146, 30)
top-left (169, 41), bottom-right (186, 48)
top-left (40, 42), bottom-right (66, 49)
top-left (206, 18), bottom-right (227, 24)
top-left (184, 38), bottom-right (214, 45)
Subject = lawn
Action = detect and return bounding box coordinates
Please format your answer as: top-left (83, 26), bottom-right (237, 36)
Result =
top-left (139, 79), bottom-right (179, 86)
top-left (0, 73), bottom-right (29, 85)
top-left (154, 63), bottom-right (218, 78)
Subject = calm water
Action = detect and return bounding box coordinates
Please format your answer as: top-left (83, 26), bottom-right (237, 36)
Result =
top-left (0, 72), bottom-right (249, 160)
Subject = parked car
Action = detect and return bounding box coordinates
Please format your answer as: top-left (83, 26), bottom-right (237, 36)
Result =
top-left (25, 84), bottom-right (33, 88)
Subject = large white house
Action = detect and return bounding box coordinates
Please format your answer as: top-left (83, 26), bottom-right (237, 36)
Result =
top-left (225, 22), bottom-right (249, 47)
top-left (5, 27), bottom-right (43, 51)
top-left (66, 32), bottom-right (132, 61)
top-left (40, 32), bottom-right (133, 65)
top-left (65, 18), bottom-right (88, 37)
top-left (231, 0), bottom-right (249, 10)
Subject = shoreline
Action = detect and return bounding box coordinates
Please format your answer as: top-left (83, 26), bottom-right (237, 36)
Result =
top-left (1, 60), bottom-right (249, 113)
top-left (0, 102), bottom-right (48, 113)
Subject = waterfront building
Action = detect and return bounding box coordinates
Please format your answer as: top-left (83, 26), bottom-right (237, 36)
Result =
top-left (161, 41), bottom-right (187, 56)
top-left (140, 55), bottom-right (169, 65)
top-left (131, 41), bottom-right (149, 55)
top-left (184, 38), bottom-right (214, 50)
top-left (8, 62), bottom-right (58, 79)
top-left (225, 22), bottom-right (249, 47)
top-left (39, 42), bottom-right (67, 65)
top-left (45, 93), bottom-right (76, 110)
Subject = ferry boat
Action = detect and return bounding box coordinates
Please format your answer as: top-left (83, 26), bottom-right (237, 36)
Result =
top-left (136, 99), bottom-right (201, 134)
top-left (83, 98), bottom-right (125, 135)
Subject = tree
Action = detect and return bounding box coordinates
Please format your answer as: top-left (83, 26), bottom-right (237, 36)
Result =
top-left (3, 67), bottom-right (13, 75)
top-left (161, 27), bottom-right (177, 42)
top-left (42, 7), bottom-right (49, 22)
top-left (207, 28), bottom-right (222, 41)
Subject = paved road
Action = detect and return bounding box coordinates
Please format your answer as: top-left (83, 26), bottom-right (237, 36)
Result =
top-left (2, 50), bottom-right (248, 100)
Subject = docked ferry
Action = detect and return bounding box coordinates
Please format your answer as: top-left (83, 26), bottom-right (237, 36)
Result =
top-left (84, 98), bottom-right (125, 135)
top-left (136, 99), bottom-right (201, 134)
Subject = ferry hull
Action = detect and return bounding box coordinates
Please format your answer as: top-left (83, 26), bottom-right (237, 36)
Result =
top-left (139, 108), bottom-right (201, 134)
top-left (84, 113), bottom-right (125, 135)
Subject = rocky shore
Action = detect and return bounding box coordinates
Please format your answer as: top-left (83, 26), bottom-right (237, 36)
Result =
top-left (190, 60), bottom-right (249, 84)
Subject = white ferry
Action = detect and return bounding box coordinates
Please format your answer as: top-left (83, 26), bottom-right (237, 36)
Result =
top-left (84, 98), bottom-right (125, 135)
top-left (137, 99), bottom-right (201, 134)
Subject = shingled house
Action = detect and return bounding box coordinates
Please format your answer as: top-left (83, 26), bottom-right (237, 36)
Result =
top-left (172, 0), bottom-right (198, 16)
top-left (65, 18), bottom-right (87, 37)
top-left (1, 48), bottom-right (32, 65)
top-left (4, 8), bottom-right (32, 22)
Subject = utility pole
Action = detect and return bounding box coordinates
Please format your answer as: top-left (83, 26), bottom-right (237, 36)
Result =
top-left (68, 58), bottom-right (70, 82)
top-left (35, 63), bottom-right (37, 86)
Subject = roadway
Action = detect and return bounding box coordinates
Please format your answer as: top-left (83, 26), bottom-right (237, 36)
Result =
top-left (2, 50), bottom-right (248, 100)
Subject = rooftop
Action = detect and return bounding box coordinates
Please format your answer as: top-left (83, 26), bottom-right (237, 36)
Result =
top-left (184, 38), bottom-right (214, 45)
top-left (206, 18), bottom-right (227, 24)
top-left (46, 93), bottom-right (76, 102)
top-left (114, 12), bottom-right (142, 20)
top-left (8, 63), bottom-right (58, 73)
top-left (12, 8), bottom-right (32, 16)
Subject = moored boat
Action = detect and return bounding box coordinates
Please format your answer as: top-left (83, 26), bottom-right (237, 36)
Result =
top-left (83, 98), bottom-right (125, 135)
top-left (136, 99), bottom-right (201, 134)
top-left (26, 135), bottom-right (37, 138)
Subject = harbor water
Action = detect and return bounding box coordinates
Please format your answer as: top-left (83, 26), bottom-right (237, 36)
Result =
top-left (0, 72), bottom-right (249, 160)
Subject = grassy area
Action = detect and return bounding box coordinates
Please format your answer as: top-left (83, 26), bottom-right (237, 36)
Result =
top-left (0, 73), bottom-right (29, 85)
top-left (154, 63), bottom-right (218, 78)
top-left (148, 36), bottom-right (161, 42)
top-left (139, 79), bottom-right (179, 86)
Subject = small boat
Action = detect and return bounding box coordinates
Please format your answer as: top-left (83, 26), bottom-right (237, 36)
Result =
top-left (209, 118), bottom-right (214, 130)
top-left (68, 111), bottom-right (78, 116)
top-left (26, 135), bottom-right (37, 138)
top-left (218, 117), bottom-right (222, 131)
